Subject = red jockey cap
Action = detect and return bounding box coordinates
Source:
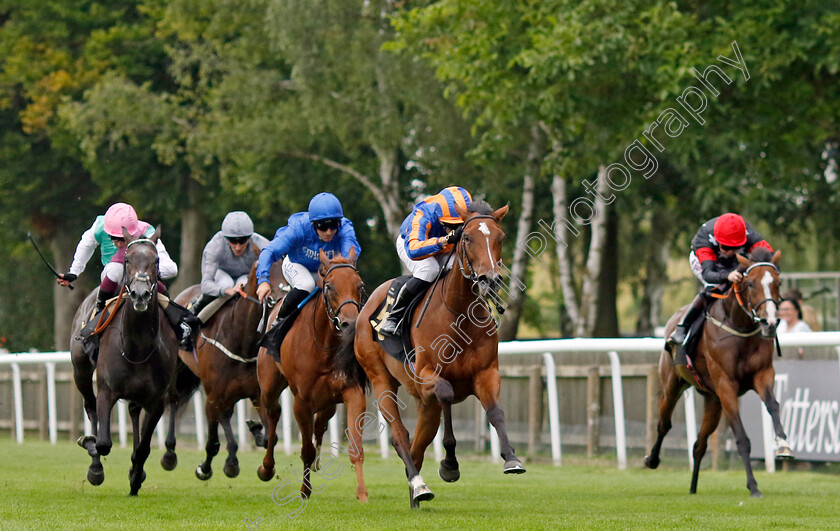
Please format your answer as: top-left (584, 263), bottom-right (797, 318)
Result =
top-left (713, 213), bottom-right (748, 247)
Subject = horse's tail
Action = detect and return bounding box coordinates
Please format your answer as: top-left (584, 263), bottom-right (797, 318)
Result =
top-left (335, 321), bottom-right (370, 392)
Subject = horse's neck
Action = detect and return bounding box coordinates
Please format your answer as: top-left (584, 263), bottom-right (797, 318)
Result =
top-left (720, 291), bottom-right (755, 328)
top-left (309, 294), bottom-right (340, 350)
top-left (440, 269), bottom-right (476, 315)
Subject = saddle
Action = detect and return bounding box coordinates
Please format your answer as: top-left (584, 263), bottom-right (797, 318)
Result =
top-left (369, 276), bottom-right (432, 373)
top-left (187, 293), bottom-right (234, 324)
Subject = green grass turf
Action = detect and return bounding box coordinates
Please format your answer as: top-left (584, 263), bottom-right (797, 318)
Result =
top-left (0, 439), bottom-right (838, 530)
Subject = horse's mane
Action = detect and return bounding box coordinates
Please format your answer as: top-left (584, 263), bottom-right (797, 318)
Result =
top-left (334, 321), bottom-right (370, 391)
top-left (747, 247), bottom-right (775, 263)
top-left (468, 199), bottom-right (494, 216)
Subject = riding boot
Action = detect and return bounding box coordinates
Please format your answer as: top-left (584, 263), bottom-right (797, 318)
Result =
top-left (81, 288), bottom-right (116, 363)
top-left (162, 298), bottom-right (201, 351)
top-left (379, 277), bottom-right (432, 336)
top-left (191, 292), bottom-right (216, 315)
top-left (260, 288), bottom-right (310, 353)
top-left (667, 292), bottom-right (710, 347)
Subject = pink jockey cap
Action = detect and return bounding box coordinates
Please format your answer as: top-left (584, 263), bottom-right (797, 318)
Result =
top-left (103, 203), bottom-right (139, 237)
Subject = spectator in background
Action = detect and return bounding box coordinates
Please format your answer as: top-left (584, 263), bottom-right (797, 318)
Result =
top-left (783, 288), bottom-right (821, 331)
top-left (778, 299), bottom-right (812, 334)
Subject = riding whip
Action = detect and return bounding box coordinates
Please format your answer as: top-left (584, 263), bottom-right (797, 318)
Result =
top-left (27, 232), bottom-right (74, 290)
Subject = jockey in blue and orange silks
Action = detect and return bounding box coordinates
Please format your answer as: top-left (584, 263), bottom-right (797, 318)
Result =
top-left (379, 186), bottom-right (472, 336)
top-left (255, 192), bottom-right (362, 342)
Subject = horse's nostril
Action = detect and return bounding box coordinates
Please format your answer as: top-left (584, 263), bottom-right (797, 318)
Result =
top-left (340, 321), bottom-right (350, 330)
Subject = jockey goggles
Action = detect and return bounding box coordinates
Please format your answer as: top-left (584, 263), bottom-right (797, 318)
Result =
top-left (110, 235), bottom-right (126, 243)
top-left (225, 235), bottom-right (250, 245)
top-left (312, 218), bottom-right (340, 232)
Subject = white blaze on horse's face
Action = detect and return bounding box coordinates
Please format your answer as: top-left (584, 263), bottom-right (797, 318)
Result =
top-left (478, 222), bottom-right (494, 264)
top-left (761, 271), bottom-right (777, 325)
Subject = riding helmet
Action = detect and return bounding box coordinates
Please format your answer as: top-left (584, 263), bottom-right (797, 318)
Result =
top-left (221, 211), bottom-right (255, 238)
top-left (103, 203), bottom-right (139, 237)
top-left (308, 192), bottom-right (344, 221)
top-left (437, 186), bottom-right (473, 224)
top-left (713, 213), bottom-right (748, 247)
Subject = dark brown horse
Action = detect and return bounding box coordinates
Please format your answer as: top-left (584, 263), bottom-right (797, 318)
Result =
top-left (256, 249), bottom-right (370, 502)
top-left (645, 248), bottom-right (793, 497)
top-left (72, 227), bottom-right (179, 495)
top-left (171, 253), bottom-right (285, 480)
top-left (355, 200), bottom-right (524, 509)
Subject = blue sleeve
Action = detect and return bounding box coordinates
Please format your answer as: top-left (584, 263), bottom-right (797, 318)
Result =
top-left (338, 218), bottom-right (362, 260)
top-left (256, 225), bottom-right (298, 284)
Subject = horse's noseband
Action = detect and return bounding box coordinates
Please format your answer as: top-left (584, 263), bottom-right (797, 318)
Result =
top-left (320, 262), bottom-right (363, 331)
top-left (735, 262), bottom-right (781, 325)
top-left (123, 239), bottom-right (158, 298)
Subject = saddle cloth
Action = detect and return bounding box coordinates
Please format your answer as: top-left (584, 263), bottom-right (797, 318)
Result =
top-left (368, 276), bottom-right (431, 372)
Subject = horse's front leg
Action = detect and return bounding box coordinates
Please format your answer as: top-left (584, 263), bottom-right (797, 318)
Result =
top-left (257, 353), bottom-right (285, 482)
top-left (408, 392), bottom-right (442, 476)
top-left (73, 357), bottom-right (104, 485)
top-left (474, 369), bottom-right (525, 474)
top-left (343, 386), bottom-right (368, 502)
top-left (690, 394), bottom-right (722, 494)
top-left (95, 387), bottom-right (117, 458)
top-left (427, 379), bottom-right (459, 482)
top-left (754, 368), bottom-right (794, 459)
top-left (219, 408), bottom-right (241, 478)
top-left (312, 404), bottom-right (336, 471)
top-left (293, 400), bottom-right (320, 499)
top-left (161, 401), bottom-right (179, 471)
top-left (129, 402), bottom-right (164, 496)
top-left (717, 381), bottom-right (762, 497)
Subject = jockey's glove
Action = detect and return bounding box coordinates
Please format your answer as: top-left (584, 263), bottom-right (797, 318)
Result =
top-left (445, 225), bottom-right (464, 246)
top-left (60, 272), bottom-right (77, 283)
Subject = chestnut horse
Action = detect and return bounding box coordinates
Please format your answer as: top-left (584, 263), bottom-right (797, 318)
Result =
top-left (355, 200), bottom-right (525, 509)
top-left (645, 248), bottom-right (793, 497)
top-left (171, 252), bottom-right (286, 480)
top-left (256, 249), bottom-right (370, 502)
top-left (72, 227), bottom-right (179, 495)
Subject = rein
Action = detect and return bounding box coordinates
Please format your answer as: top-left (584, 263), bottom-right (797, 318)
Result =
top-left (706, 261), bottom-right (781, 339)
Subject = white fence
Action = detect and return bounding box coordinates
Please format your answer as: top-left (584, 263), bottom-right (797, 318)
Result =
top-left (2, 332), bottom-right (840, 471)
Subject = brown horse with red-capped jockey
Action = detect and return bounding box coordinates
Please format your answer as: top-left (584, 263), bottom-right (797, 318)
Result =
top-left (646, 247), bottom-right (794, 497)
top-left (355, 198), bottom-right (525, 509)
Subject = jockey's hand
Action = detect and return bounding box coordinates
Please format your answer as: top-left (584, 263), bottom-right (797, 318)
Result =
top-left (256, 282), bottom-right (271, 303)
top-left (727, 270), bottom-right (743, 283)
top-left (224, 286), bottom-right (239, 296)
top-left (57, 272), bottom-right (77, 287)
top-left (445, 225), bottom-right (463, 246)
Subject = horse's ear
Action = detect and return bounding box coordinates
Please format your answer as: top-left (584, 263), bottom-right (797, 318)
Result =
top-left (347, 247), bottom-right (357, 265)
top-left (319, 249), bottom-right (330, 270)
top-left (771, 249), bottom-right (782, 266)
top-left (493, 203), bottom-right (510, 223)
top-left (149, 225), bottom-right (161, 244)
top-left (454, 202), bottom-right (470, 223)
top-left (122, 226), bottom-right (133, 242)
top-left (736, 254), bottom-right (751, 268)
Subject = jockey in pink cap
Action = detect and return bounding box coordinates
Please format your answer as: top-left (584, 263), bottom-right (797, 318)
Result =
top-left (68, 203), bottom-right (200, 353)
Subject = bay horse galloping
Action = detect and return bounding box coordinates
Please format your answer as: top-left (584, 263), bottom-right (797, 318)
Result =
top-left (355, 200), bottom-right (525, 509)
top-left (71, 227), bottom-right (179, 495)
top-left (172, 254), bottom-right (285, 480)
top-left (256, 249), bottom-right (370, 502)
top-left (646, 248), bottom-right (793, 497)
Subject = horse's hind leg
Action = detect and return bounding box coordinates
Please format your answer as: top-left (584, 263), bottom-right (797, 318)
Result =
top-left (311, 404), bottom-right (336, 472)
top-left (432, 379), bottom-right (459, 482)
top-left (161, 402), bottom-right (179, 471)
top-left (247, 398), bottom-right (266, 448)
top-left (342, 386), bottom-right (368, 502)
top-left (474, 369), bottom-right (525, 474)
top-left (754, 368), bottom-right (793, 459)
top-left (256, 354), bottom-right (285, 482)
top-left (718, 383), bottom-right (762, 497)
top-left (645, 363), bottom-right (687, 469)
top-left (129, 403), bottom-right (164, 496)
top-left (409, 396), bottom-right (442, 475)
top-left (690, 394), bottom-right (722, 494)
top-left (220, 408), bottom-right (241, 478)
top-left (95, 387), bottom-right (117, 458)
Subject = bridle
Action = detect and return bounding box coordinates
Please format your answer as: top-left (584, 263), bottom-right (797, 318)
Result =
top-left (733, 262), bottom-right (782, 326)
top-left (455, 214), bottom-right (501, 283)
top-left (320, 262), bottom-right (365, 331)
top-left (122, 238), bottom-right (158, 299)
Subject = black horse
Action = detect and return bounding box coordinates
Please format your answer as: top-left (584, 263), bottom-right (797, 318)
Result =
top-left (71, 226), bottom-right (179, 495)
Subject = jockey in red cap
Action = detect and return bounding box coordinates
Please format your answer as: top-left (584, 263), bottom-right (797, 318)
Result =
top-left (667, 213), bottom-right (773, 347)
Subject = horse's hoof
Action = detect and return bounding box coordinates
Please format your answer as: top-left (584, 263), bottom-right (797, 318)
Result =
top-left (409, 475), bottom-right (434, 508)
top-left (257, 465), bottom-right (274, 482)
top-left (223, 461), bottom-right (240, 478)
top-left (160, 452), bottom-right (178, 471)
top-left (775, 446), bottom-right (794, 460)
top-left (87, 466), bottom-right (104, 486)
top-left (247, 420), bottom-right (265, 447)
top-left (644, 455), bottom-right (659, 469)
top-left (356, 490), bottom-right (369, 503)
top-left (504, 458), bottom-right (526, 474)
top-left (195, 465), bottom-right (212, 481)
top-left (439, 461), bottom-right (460, 483)
top-left (128, 490), bottom-right (139, 497)
top-left (750, 490), bottom-right (764, 498)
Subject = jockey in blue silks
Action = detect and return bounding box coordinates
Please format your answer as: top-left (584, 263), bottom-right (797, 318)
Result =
top-left (256, 192), bottom-right (362, 328)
